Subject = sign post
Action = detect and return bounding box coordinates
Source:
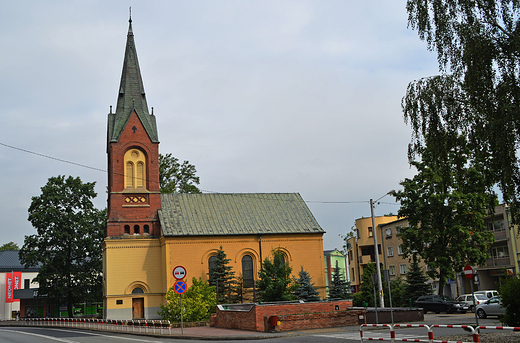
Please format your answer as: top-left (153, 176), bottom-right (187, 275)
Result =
top-left (464, 265), bottom-right (479, 326)
top-left (173, 266), bottom-right (187, 334)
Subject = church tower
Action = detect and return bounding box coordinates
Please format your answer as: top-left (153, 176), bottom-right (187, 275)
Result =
top-left (106, 17), bottom-right (161, 238)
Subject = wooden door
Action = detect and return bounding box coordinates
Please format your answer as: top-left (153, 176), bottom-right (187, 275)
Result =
top-left (132, 298), bottom-right (144, 319)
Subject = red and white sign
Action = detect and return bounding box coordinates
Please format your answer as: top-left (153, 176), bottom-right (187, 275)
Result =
top-left (173, 266), bottom-right (186, 280)
top-left (464, 265), bottom-right (474, 279)
top-left (5, 272), bottom-right (21, 303)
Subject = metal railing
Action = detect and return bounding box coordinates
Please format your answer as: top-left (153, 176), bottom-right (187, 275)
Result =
top-left (17, 317), bottom-right (173, 335)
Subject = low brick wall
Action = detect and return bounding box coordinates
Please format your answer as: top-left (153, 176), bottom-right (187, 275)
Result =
top-left (210, 300), bottom-right (363, 332)
top-left (352, 307), bottom-right (424, 324)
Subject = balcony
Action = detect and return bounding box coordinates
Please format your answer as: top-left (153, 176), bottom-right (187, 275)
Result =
top-left (486, 257), bottom-right (511, 267)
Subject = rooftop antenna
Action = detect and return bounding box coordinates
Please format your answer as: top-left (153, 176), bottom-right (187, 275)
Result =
top-left (129, 7), bottom-right (132, 23)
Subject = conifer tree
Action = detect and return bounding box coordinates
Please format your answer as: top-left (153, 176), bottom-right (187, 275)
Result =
top-left (293, 266), bottom-right (320, 302)
top-left (405, 256), bottom-right (431, 304)
top-left (328, 260), bottom-right (349, 299)
top-left (208, 246), bottom-right (236, 304)
top-left (257, 249), bottom-right (296, 302)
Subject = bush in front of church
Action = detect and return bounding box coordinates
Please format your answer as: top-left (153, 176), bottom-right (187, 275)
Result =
top-left (158, 277), bottom-right (216, 322)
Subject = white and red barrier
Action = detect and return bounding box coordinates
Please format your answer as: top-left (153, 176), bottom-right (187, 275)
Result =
top-left (360, 323), bottom-right (520, 343)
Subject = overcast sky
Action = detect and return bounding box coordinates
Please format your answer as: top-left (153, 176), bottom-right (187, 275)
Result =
top-left (0, 1), bottom-right (439, 251)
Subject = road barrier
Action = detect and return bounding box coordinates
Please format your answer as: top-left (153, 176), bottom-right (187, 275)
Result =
top-left (360, 323), bottom-right (520, 343)
top-left (17, 317), bottom-right (173, 335)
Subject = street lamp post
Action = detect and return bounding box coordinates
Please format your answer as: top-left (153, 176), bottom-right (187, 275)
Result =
top-left (370, 190), bottom-right (395, 309)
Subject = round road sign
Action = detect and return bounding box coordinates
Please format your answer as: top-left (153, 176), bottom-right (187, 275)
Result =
top-left (464, 265), bottom-right (474, 279)
top-left (173, 265), bottom-right (187, 280)
top-left (174, 280), bottom-right (187, 294)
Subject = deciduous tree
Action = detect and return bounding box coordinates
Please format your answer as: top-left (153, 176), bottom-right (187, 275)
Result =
top-left (0, 242), bottom-right (19, 251)
top-left (158, 277), bottom-right (216, 322)
top-left (159, 153), bottom-right (201, 194)
top-left (20, 175), bottom-right (106, 317)
top-left (403, 0), bottom-right (520, 221)
top-left (394, 134), bottom-right (496, 295)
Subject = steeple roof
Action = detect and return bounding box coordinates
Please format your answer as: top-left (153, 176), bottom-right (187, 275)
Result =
top-left (107, 18), bottom-right (159, 144)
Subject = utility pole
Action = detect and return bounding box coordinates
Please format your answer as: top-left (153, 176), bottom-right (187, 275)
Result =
top-left (370, 190), bottom-right (395, 309)
top-left (370, 199), bottom-right (385, 308)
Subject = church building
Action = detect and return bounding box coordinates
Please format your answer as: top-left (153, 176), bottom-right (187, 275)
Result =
top-left (103, 18), bottom-right (327, 320)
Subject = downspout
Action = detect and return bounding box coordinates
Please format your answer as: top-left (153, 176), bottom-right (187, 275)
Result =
top-left (258, 235), bottom-right (263, 263)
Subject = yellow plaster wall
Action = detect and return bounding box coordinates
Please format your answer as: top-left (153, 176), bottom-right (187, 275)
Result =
top-left (162, 233), bottom-right (327, 298)
top-left (103, 237), bottom-right (165, 310)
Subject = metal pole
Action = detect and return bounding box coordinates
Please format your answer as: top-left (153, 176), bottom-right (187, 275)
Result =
top-left (180, 294), bottom-right (183, 335)
top-left (370, 199), bottom-right (385, 308)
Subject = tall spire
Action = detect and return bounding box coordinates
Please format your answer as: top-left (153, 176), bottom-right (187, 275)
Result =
top-left (107, 16), bottom-right (158, 144)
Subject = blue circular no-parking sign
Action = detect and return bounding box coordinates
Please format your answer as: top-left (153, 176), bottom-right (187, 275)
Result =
top-left (174, 280), bottom-right (187, 294)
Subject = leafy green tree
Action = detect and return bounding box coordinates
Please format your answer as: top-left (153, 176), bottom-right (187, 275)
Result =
top-left (293, 266), bottom-right (320, 301)
top-left (353, 262), bottom-right (378, 307)
top-left (405, 256), bottom-right (432, 304)
top-left (328, 260), bottom-right (349, 300)
top-left (257, 249), bottom-right (296, 302)
top-left (394, 133), bottom-right (496, 295)
top-left (159, 153), bottom-right (201, 194)
top-left (158, 277), bottom-right (216, 322)
top-left (0, 242), bottom-right (19, 251)
top-left (20, 175), bottom-right (106, 318)
top-left (389, 276), bottom-right (407, 308)
top-left (403, 0), bottom-right (520, 221)
top-left (208, 246), bottom-right (236, 304)
top-left (499, 275), bottom-right (520, 326)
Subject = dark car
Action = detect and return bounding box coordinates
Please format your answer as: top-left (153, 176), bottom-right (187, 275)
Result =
top-left (415, 295), bottom-right (469, 314)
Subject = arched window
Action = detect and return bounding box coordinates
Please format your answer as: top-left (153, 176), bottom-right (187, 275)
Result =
top-left (208, 256), bottom-right (217, 284)
top-left (132, 287), bottom-right (144, 294)
top-left (124, 149), bottom-right (146, 189)
top-left (242, 255), bottom-right (254, 288)
top-left (143, 225), bottom-right (149, 234)
top-left (134, 225), bottom-right (140, 234)
top-left (124, 225), bottom-right (130, 234)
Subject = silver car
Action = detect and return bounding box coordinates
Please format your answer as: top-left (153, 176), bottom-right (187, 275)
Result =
top-left (456, 294), bottom-right (488, 312)
top-left (476, 296), bottom-right (505, 318)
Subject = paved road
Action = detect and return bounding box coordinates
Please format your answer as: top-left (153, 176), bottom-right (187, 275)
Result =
top-left (0, 313), bottom-right (506, 343)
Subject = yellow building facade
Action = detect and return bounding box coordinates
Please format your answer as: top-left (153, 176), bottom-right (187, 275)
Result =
top-left (103, 19), bottom-right (326, 320)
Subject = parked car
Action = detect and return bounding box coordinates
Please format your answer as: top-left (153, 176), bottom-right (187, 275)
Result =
top-left (476, 296), bottom-right (505, 319)
top-left (474, 290), bottom-right (499, 299)
top-left (456, 294), bottom-right (488, 312)
top-left (415, 295), bottom-right (469, 314)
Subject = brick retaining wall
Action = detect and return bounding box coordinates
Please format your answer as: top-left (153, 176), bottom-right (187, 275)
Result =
top-left (210, 300), bottom-right (363, 332)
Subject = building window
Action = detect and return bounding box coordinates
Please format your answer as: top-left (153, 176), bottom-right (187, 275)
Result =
top-left (351, 268), bottom-right (355, 282)
top-left (132, 287), bottom-right (144, 294)
top-left (389, 265), bottom-right (396, 275)
top-left (368, 226), bottom-right (373, 237)
top-left (24, 279), bottom-right (30, 289)
top-left (134, 225), bottom-right (140, 234)
top-left (143, 225), bottom-right (149, 234)
top-left (387, 246), bottom-right (394, 257)
top-left (124, 149), bottom-right (147, 189)
top-left (492, 246), bottom-right (509, 258)
top-left (242, 255), bottom-right (254, 288)
top-left (396, 225), bottom-right (402, 234)
top-left (124, 225), bottom-right (130, 234)
top-left (400, 264), bottom-right (407, 274)
top-left (208, 256), bottom-right (217, 283)
top-left (492, 220), bottom-right (506, 232)
top-left (385, 228), bottom-right (392, 238)
top-left (398, 245), bottom-right (404, 255)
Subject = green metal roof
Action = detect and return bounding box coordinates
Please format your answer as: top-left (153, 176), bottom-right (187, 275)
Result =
top-left (159, 193), bottom-right (325, 236)
top-left (107, 19), bottom-right (158, 144)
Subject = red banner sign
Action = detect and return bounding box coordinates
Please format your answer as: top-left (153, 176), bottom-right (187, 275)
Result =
top-left (5, 272), bottom-right (22, 303)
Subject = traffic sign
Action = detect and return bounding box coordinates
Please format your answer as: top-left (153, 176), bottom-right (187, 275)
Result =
top-left (464, 265), bottom-right (474, 279)
top-left (173, 265), bottom-right (187, 280)
top-left (174, 280), bottom-right (187, 294)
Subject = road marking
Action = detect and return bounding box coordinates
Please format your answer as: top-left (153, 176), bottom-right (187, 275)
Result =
top-left (0, 328), bottom-right (80, 343)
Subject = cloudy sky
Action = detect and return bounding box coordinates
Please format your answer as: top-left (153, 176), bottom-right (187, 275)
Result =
top-left (0, 1), bottom-right (439, 251)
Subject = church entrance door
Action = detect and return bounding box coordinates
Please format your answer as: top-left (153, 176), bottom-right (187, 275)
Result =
top-left (132, 298), bottom-right (144, 319)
